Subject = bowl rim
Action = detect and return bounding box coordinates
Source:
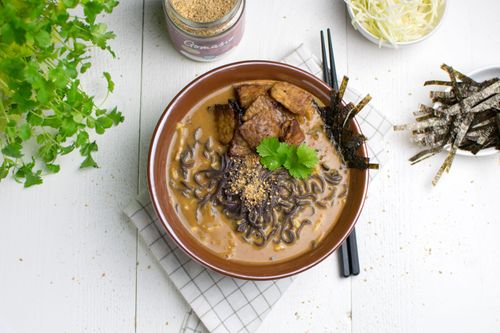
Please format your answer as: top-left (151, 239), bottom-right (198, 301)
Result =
top-left (147, 60), bottom-right (369, 280)
top-left (346, 0), bottom-right (448, 48)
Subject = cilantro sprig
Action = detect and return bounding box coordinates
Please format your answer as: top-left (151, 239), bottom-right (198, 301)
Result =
top-left (256, 137), bottom-right (319, 179)
top-left (0, 0), bottom-right (122, 187)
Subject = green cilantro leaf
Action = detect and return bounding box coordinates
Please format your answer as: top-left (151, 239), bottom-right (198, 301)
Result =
top-left (80, 62), bottom-right (92, 73)
top-left (256, 137), bottom-right (280, 157)
top-left (34, 30), bottom-right (51, 49)
top-left (256, 137), bottom-right (319, 179)
top-left (103, 71), bottom-right (114, 92)
top-left (256, 137), bottom-right (289, 171)
top-left (18, 124), bottom-right (32, 141)
top-left (24, 171), bottom-right (43, 187)
top-left (283, 146), bottom-right (312, 179)
top-left (296, 144), bottom-right (319, 168)
top-left (0, 159), bottom-right (14, 180)
top-left (83, 1), bottom-right (103, 24)
top-left (14, 161), bottom-right (43, 188)
top-left (63, 0), bottom-right (79, 8)
top-left (2, 143), bottom-right (23, 158)
top-left (46, 164), bottom-right (61, 173)
top-left (80, 154), bottom-right (98, 168)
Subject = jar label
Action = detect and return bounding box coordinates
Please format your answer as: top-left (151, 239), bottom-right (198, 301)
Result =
top-left (166, 14), bottom-right (245, 61)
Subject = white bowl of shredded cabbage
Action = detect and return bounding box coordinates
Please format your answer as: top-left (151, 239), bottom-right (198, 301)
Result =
top-left (345, 0), bottom-right (447, 48)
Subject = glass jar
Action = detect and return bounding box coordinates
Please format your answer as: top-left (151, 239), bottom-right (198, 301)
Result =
top-left (163, 0), bottom-right (245, 62)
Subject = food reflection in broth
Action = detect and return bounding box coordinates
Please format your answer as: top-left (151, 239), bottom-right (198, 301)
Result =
top-left (167, 81), bottom-right (349, 264)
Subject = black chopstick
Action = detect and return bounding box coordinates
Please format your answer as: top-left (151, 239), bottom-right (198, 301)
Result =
top-left (340, 239), bottom-right (351, 277)
top-left (320, 29), bottom-right (360, 278)
top-left (326, 28), bottom-right (339, 91)
top-left (320, 31), bottom-right (331, 87)
top-left (346, 228), bottom-right (360, 275)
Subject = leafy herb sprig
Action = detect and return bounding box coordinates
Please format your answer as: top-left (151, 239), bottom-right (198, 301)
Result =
top-left (0, 0), bottom-right (123, 187)
top-left (256, 137), bottom-right (319, 179)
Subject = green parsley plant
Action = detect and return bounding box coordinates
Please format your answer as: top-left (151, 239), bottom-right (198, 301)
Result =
top-left (0, 0), bottom-right (123, 187)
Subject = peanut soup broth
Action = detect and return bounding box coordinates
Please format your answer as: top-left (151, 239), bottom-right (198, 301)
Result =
top-left (167, 80), bottom-right (349, 264)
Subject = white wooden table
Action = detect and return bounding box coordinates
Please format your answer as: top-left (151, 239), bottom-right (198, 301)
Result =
top-left (1, 1), bottom-right (499, 332)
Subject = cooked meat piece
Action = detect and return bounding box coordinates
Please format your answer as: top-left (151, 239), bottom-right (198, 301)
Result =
top-left (281, 119), bottom-right (305, 145)
top-left (242, 94), bottom-right (286, 122)
top-left (235, 83), bottom-right (273, 109)
top-left (270, 82), bottom-right (316, 118)
top-left (238, 95), bottom-right (286, 148)
top-left (211, 104), bottom-right (236, 144)
top-left (239, 115), bottom-right (282, 148)
top-left (229, 130), bottom-right (253, 156)
top-left (276, 103), bottom-right (295, 122)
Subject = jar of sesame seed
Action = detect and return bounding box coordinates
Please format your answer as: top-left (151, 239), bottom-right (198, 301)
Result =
top-left (163, 0), bottom-right (245, 62)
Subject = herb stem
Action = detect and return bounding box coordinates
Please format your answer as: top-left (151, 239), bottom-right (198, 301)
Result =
top-left (0, 78), bottom-right (8, 90)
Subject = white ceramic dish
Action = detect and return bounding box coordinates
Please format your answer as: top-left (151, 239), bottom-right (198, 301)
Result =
top-left (346, 1), bottom-right (447, 48)
top-left (439, 66), bottom-right (500, 157)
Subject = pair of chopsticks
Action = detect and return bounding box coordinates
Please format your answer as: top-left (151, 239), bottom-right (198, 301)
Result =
top-left (320, 29), bottom-right (360, 277)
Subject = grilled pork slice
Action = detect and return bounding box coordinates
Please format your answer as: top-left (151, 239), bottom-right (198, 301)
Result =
top-left (229, 130), bottom-right (253, 156)
top-left (281, 119), bottom-right (305, 145)
top-left (242, 94), bottom-right (287, 123)
top-left (239, 95), bottom-right (284, 148)
top-left (235, 83), bottom-right (274, 109)
top-left (211, 104), bottom-right (236, 144)
top-left (270, 82), bottom-right (315, 118)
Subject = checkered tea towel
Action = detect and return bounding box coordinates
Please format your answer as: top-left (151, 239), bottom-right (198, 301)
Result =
top-left (124, 44), bottom-right (392, 333)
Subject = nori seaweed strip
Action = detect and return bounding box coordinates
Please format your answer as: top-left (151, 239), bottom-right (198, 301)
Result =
top-left (480, 77), bottom-right (500, 88)
top-left (337, 76), bottom-right (349, 102)
top-left (328, 90), bottom-right (338, 128)
top-left (496, 110), bottom-right (500, 142)
top-left (465, 124), bottom-right (496, 141)
top-left (425, 81), bottom-right (482, 96)
top-left (394, 117), bottom-right (449, 131)
top-left (432, 113), bottom-right (475, 183)
top-left (452, 113), bottom-right (475, 149)
top-left (409, 146), bottom-right (444, 164)
top-left (441, 64), bottom-right (480, 86)
top-left (228, 99), bottom-right (245, 124)
top-left (468, 94), bottom-right (500, 114)
top-left (413, 104), bottom-right (438, 118)
top-left (476, 126), bottom-right (496, 146)
top-left (396, 64), bottom-right (500, 185)
top-left (352, 95), bottom-right (372, 115)
top-left (318, 79), bottom-right (377, 170)
top-left (342, 100), bottom-right (365, 129)
top-left (430, 90), bottom-right (454, 99)
top-left (411, 132), bottom-right (447, 147)
top-left (413, 114), bottom-right (435, 122)
top-left (438, 81), bottom-right (500, 116)
top-left (424, 80), bottom-right (453, 87)
top-left (432, 148), bottom-right (456, 185)
top-left (432, 96), bottom-right (458, 105)
top-left (444, 64), bottom-right (464, 101)
top-left (469, 111), bottom-right (497, 130)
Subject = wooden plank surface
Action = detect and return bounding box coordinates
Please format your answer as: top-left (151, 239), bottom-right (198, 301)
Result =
top-left (1, 0), bottom-right (499, 332)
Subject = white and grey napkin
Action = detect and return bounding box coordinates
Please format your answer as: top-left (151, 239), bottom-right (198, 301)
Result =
top-left (124, 44), bottom-right (392, 333)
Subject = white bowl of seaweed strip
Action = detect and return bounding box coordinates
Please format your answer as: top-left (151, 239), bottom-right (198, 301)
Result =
top-left (438, 66), bottom-right (500, 157)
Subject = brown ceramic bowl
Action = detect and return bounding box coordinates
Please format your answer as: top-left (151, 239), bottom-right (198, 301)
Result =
top-left (148, 61), bottom-right (368, 280)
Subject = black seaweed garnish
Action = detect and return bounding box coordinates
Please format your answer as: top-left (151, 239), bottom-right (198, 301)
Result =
top-left (395, 64), bottom-right (500, 185)
top-left (318, 76), bottom-right (379, 170)
top-left (228, 99), bottom-right (245, 124)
